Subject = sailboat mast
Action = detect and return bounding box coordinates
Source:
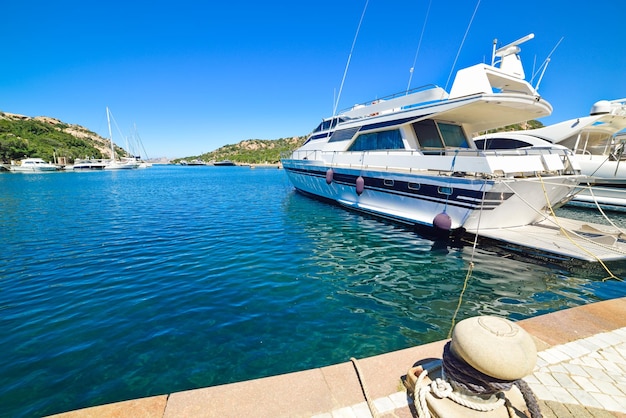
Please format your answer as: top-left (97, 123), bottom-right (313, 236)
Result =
top-left (106, 107), bottom-right (115, 161)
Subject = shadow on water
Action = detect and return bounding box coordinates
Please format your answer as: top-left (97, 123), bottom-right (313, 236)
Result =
top-left (289, 189), bottom-right (626, 279)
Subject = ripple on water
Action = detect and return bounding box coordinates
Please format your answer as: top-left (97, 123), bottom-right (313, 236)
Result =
top-left (1, 166), bottom-right (625, 417)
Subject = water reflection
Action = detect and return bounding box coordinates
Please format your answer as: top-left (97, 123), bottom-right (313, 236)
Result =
top-left (283, 190), bottom-right (626, 338)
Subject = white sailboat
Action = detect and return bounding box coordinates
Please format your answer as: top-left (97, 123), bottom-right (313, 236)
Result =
top-left (104, 107), bottom-right (139, 170)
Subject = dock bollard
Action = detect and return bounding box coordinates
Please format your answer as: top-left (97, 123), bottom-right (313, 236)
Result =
top-left (406, 315), bottom-right (540, 418)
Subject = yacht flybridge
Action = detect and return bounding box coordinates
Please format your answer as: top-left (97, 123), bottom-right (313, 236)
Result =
top-left (281, 34), bottom-right (626, 262)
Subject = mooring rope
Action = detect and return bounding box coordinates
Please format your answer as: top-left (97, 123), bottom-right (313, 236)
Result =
top-left (501, 177), bottom-right (622, 281)
top-left (350, 357), bottom-right (380, 418)
top-left (535, 174), bottom-right (621, 281)
top-left (413, 343), bottom-right (542, 418)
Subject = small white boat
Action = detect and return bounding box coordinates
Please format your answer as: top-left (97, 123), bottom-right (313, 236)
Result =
top-left (72, 158), bottom-right (107, 170)
top-left (474, 99), bottom-right (626, 211)
top-left (10, 158), bottom-right (59, 172)
top-left (105, 157), bottom-right (140, 170)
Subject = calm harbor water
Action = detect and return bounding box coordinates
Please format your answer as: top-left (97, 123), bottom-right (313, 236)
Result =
top-left (1, 165), bottom-right (625, 417)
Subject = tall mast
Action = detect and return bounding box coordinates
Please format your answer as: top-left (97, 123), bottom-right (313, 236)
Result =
top-left (106, 107), bottom-right (115, 161)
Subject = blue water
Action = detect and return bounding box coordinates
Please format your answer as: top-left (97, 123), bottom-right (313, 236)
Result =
top-left (1, 166), bottom-right (625, 417)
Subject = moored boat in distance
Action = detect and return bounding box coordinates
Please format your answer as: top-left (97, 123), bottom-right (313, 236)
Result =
top-left (475, 99), bottom-right (626, 211)
top-left (281, 34), bottom-right (626, 262)
top-left (213, 160), bottom-right (236, 166)
top-left (103, 107), bottom-right (139, 170)
top-left (72, 158), bottom-right (107, 170)
top-left (9, 158), bottom-right (60, 172)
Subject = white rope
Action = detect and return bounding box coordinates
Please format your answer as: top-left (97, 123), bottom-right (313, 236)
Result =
top-left (413, 368), bottom-right (507, 418)
top-left (585, 182), bottom-right (626, 235)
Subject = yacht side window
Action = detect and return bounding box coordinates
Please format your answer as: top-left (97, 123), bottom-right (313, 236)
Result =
top-left (412, 120), bottom-right (443, 150)
top-left (348, 129), bottom-right (405, 151)
top-left (438, 123), bottom-right (469, 148)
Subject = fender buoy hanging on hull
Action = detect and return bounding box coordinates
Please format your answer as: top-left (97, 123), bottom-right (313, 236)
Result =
top-left (433, 212), bottom-right (452, 231)
top-left (356, 176), bottom-right (365, 195)
top-left (325, 168), bottom-right (334, 185)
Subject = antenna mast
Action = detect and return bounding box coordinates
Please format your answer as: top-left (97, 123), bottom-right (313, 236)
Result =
top-left (406, 0), bottom-right (432, 93)
top-left (444, 0), bottom-right (481, 91)
top-left (333, 0), bottom-right (369, 116)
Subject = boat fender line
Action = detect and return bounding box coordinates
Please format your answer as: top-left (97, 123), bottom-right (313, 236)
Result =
top-left (407, 316), bottom-right (541, 418)
top-left (356, 175), bottom-right (365, 195)
top-left (325, 168), bottom-right (334, 185)
top-left (433, 212), bottom-right (452, 231)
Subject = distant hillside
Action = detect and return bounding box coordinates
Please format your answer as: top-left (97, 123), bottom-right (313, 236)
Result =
top-left (0, 112), bottom-right (119, 164)
top-left (175, 136), bottom-right (307, 165)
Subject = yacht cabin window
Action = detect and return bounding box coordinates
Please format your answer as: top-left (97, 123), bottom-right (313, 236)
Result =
top-left (347, 129), bottom-right (405, 151)
top-left (412, 120), bottom-right (469, 150)
top-left (312, 117), bottom-right (346, 133)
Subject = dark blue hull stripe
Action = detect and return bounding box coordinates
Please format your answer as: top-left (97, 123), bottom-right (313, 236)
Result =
top-left (284, 167), bottom-right (512, 211)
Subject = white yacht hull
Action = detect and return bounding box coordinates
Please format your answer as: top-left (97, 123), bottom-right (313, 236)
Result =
top-left (283, 160), bottom-right (581, 231)
top-left (568, 156), bottom-right (626, 211)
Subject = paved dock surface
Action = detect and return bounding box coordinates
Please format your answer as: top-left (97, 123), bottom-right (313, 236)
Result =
top-left (49, 297), bottom-right (626, 418)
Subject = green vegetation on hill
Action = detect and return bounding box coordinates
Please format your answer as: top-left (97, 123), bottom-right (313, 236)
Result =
top-left (484, 119), bottom-right (544, 133)
top-left (0, 116), bottom-right (100, 163)
top-left (174, 136), bottom-right (307, 165)
top-left (0, 112), bottom-right (125, 164)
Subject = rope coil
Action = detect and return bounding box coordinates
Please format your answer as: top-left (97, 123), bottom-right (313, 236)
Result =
top-left (411, 342), bottom-right (542, 418)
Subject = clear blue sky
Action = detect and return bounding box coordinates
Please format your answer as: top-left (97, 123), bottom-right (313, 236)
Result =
top-left (2, 1), bottom-right (625, 158)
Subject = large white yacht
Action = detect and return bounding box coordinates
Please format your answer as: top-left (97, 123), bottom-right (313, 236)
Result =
top-left (475, 99), bottom-right (626, 211)
top-left (282, 34), bottom-right (584, 233)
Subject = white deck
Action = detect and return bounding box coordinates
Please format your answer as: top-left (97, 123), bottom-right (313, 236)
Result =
top-left (468, 217), bottom-right (626, 262)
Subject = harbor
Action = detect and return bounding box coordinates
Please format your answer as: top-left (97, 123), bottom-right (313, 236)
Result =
top-left (2, 3), bottom-right (626, 417)
top-left (1, 166), bottom-right (625, 417)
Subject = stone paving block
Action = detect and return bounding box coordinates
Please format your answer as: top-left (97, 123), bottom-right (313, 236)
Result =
top-left (560, 341), bottom-right (591, 359)
top-left (578, 356), bottom-right (604, 370)
top-left (565, 387), bottom-right (604, 410)
top-left (350, 402), bottom-right (372, 418)
top-left (388, 391), bottom-right (410, 409)
top-left (534, 370), bottom-right (561, 386)
top-left (592, 380), bottom-right (623, 397)
top-left (372, 396), bottom-right (395, 414)
top-left (601, 347), bottom-right (626, 365)
top-left (545, 385), bottom-right (579, 405)
top-left (588, 334), bottom-right (614, 349)
top-left (585, 365), bottom-right (613, 382)
top-left (562, 362), bottom-right (589, 378)
top-left (527, 383), bottom-right (557, 401)
top-left (540, 347), bottom-right (571, 364)
top-left (571, 374), bottom-right (601, 393)
top-left (589, 392), bottom-right (626, 413)
top-left (552, 371), bottom-right (581, 389)
top-left (578, 338), bottom-right (604, 353)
